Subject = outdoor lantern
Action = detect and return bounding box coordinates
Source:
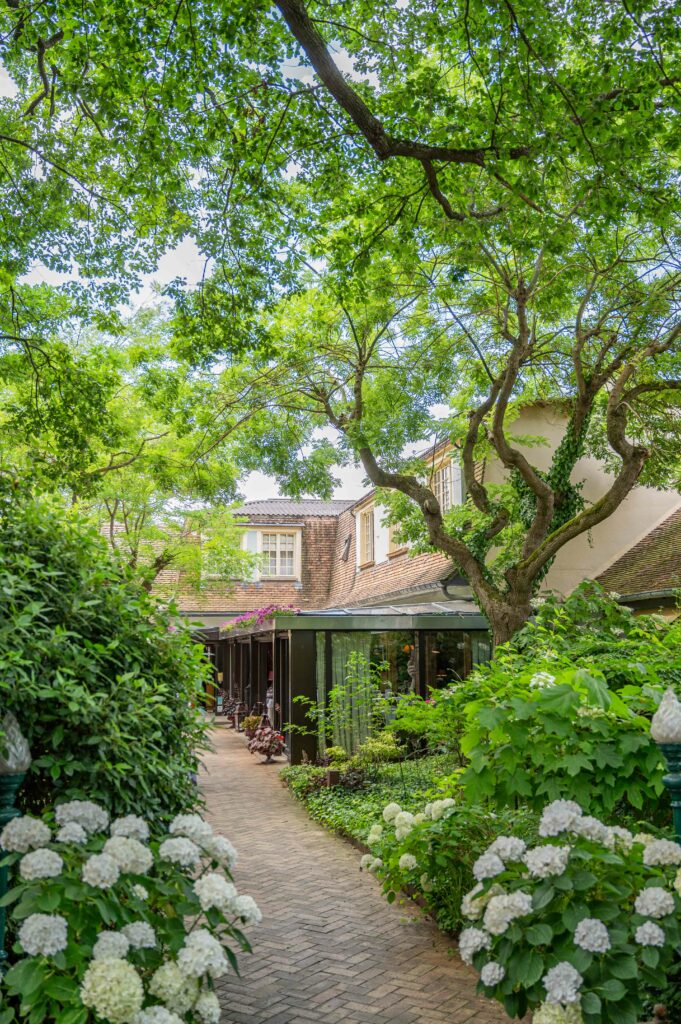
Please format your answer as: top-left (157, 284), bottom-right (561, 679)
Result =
top-left (0, 711), bottom-right (31, 969)
top-left (650, 688), bottom-right (681, 845)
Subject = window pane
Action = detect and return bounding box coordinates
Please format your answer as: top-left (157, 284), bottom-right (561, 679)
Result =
top-left (262, 534), bottom-right (277, 576)
top-left (279, 534), bottom-right (295, 575)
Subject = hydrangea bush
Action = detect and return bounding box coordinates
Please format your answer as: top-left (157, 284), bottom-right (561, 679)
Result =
top-left (457, 799), bottom-right (681, 1024)
top-left (359, 796), bottom-right (538, 934)
top-left (0, 801), bottom-right (261, 1024)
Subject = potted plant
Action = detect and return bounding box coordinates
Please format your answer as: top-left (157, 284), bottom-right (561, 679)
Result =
top-left (248, 722), bottom-right (286, 763)
top-left (241, 715), bottom-right (262, 739)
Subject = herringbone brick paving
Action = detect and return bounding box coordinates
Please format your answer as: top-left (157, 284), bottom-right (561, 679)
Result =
top-left (201, 728), bottom-right (507, 1024)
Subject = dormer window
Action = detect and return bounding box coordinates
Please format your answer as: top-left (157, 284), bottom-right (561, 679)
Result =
top-left (358, 508), bottom-right (375, 567)
top-left (431, 459), bottom-right (462, 513)
top-left (261, 532), bottom-right (296, 577)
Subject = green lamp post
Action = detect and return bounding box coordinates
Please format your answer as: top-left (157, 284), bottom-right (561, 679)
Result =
top-left (651, 688), bottom-right (681, 846)
top-left (0, 711), bottom-right (31, 971)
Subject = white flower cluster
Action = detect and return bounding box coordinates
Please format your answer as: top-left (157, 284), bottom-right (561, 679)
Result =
top-left (80, 958), bottom-right (144, 1023)
top-left (202, 834), bottom-right (237, 868)
top-left (538, 800), bottom-right (582, 837)
top-left (159, 837), bottom-right (201, 868)
top-left (233, 894), bottom-right (262, 925)
top-left (149, 962), bottom-right (199, 1014)
top-left (394, 811), bottom-right (415, 840)
top-left (18, 913), bottom-right (68, 956)
top-left (543, 962), bottom-right (583, 1004)
top-left (604, 826), bottom-right (634, 851)
top-left (524, 845), bottom-right (570, 879)
top-left (367, 823), bottom-right (383, 845)
top-left (55, 800), bottom-right (109, 834)
top-left (472, 852), bottom-right (505, 881)
top-left (458, 927), bottom-right (491, 965)
top-left (111, 815), bottom-right (150, 842)
top-left (82, 852), bottom-right (120, 889)
top-left (573, 918), bottom-right (611, 953)
top-left (93, 931), bottom-right (130, 960)
top-left (123, 921), bottom-right (157, 949)
top-left (178, 928), bottom-right (229, 979)
top-left (104, 836), bottom-right (154, 875)
top-left (486, 836), bottom-right (526, 861)
top-left (423, 798), bottom-right (456, 821)
top-left (194, 873), bottom-right (238, 913)
top-left (134, 1008), bottom-right (184, 1024)
top-left (359, 854), bottom-right (383, 873)
top-left (534, 1005), bottom-right (584, 1024)
top-left (634, 886), bottom-right (675, 919)
top-left (399, 853), bottom-right (417, 871)
top-left (571, 816), bottom-right (610, 844)
top-left (480, 962), bottom-right (505, 987)
top-left (635, 921), bottom-right (666, 947)
top-left (530, 672), bottom-right (556, 690)
top-left (132, 884), bottom-right (149, 901)
top-left (194, 990), bottom-right (221, 1024)
top-left (643, 839), bottom-right (681, 867)
top-left (483, 892), bottom-right (533, 935)
top-left (461, 883), bottom-right (503, 922)
top-left (19, 848), bottom-right (63, 880)
top-left (0, 815), bottom-right (51, 852)
top-left (169, 813), bottom-right (213, 844)
top-left (56, 822), bottom-right (88, 844)
top-left (382, 802), bottom-right (401, 823)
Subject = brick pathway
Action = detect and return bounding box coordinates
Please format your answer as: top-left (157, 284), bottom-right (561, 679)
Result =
top-left (201, 728), bottom-right (507, 1024)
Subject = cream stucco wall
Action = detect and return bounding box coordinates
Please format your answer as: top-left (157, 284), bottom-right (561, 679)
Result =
top-left (482, 405), bottom-right (681, 596)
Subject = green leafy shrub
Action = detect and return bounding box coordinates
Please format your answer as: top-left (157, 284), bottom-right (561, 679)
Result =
top-left (279, 765), bottom-right (328, 798)
top-left (362, 799), bottom-right (538, 934)
top-left (351, 731), bottom-right (403, 765)
top-left (0, 478), bottom-right (210, 820)
top-left (0, 799), bottom-right (256, 1022)
top-left (324, 746), bottom-right (350, 765)
top-left (458, 799), bottom-right (681, 1024)
top-left (459, 669), bottom-right (666, 819)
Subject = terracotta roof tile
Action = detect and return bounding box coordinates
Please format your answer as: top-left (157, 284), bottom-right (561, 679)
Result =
top-left (239, 499), bottom-right (354, 517)
top-left (596, 507), bottom-right (681, 597)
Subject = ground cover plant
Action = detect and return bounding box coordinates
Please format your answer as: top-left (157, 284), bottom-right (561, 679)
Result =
top-left (0, 477), bottom-right (210, 820)
top-left (0, 801), bottom-right (259, 1023)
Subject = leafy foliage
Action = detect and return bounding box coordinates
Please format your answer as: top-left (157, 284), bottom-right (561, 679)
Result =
top-left (0, 476), bottom-right (211, 819)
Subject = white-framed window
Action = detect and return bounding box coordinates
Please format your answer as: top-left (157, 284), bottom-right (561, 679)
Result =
top-left (358, 508), bottom-right (375, 566)
top-left (431, 459), bottom-right (462, 512)
top-left (261, 532), bottom-right (297, 577)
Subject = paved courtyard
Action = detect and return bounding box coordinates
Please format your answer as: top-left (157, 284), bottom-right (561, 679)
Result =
top-left (202, 727), bottom-right (507, 1024)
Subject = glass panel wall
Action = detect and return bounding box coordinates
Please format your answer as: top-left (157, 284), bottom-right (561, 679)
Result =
top-left (424, 629), bottom-right (492, 687)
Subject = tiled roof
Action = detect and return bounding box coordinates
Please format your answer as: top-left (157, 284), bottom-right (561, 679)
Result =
top-left (238, 498), bottom-right (355, 518)
top-left (596, 507), bottom-right (681, 597)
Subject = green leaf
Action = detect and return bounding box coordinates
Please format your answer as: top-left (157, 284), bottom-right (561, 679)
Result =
top-left (597, 979), bottom-right (627, 1001)
top-left (582, 992), bottom-right (601, 1015)
top-left (525, 923), bottom-right (553, 946)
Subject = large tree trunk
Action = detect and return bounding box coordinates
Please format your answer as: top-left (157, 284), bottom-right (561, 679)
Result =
top-left (483, 594), bottom-right (534, 648)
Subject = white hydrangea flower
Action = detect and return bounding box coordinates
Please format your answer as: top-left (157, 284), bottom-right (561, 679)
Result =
top-left (80, 959), bottom-right (144, 1022)
top-left (429, 798), bottom-right (456, 821)
top-left (232, 894), bottom-right (262, 925)
top-left (486, 836), bottom-right (527, 861)
top-left (414, 813), bottom-right (426, 825)
top-left (134, 1008), bottom-right (184, 1024)
top-left (634, 887), bottom-right (675, 919)
top-left (368, 857), bottom-right (383, 873)
top-left (524, 845), bottom-right (571, 878)
top-left (132, 884), bottom-right (149, 901)
top-left (635, 921), bottom-right (666, 947)
top-left (367, 824), bottom-right (383, 844)
top-left (194, 990), bottom-right (221, 1024)
top-left (103, 836), bottom-right (154, 874)
top-left (480, 962), bottom-right (505, 986)
top-left (571, 816), bottom-right (610, 844)
top-left (359, 854), bottom-right (374, 870)
top-left (93, 931), bottom-right (131, 960)
top-left (394, 811), bottom-right (415, 829)
top-left (542, 962), bottom-right (583, 1004)
top-left (399, 853), bottom-right (417, 870)
top-left (82, 852), bottom-right (121, 889)
top-left (538, 800), bottom-right (583, 837)
top-left (461, 883), bottom-right (504, 921)
top-left (483, 892), bottom-right (533, 935)
top-left (604, 826), bottom-right (634, 851)
top-left (18, 914), bottom-right (68, 956)
top-left (530, 672), bottom-right (556, 690)
top-left (159, 837), bottom-right (201, 867)
top-left (201, 835), bottom-right (237, 868)
top-left (382, 802), bottom-right (401, 823)
top-left (533, 1004), bottom-right (584, 1024)
top-left (56, 822), bottom-right (88, 845)
top-left (194, 873), bottom-right (237, 913)
top-left (574, 918), bottom-right (611, 953)
top-left (395, 826), bottom-right (412, 841)
top-left (177, 928), bottom-right (229, 979)
top-left (472, 852), bottom-right (505, 881)
top-left (122, 921), bottom-right (157, 949)
top-left (674, 869), bottom-right (681, 897)
top-left (643, 839), bottom-right (681, 867)
top-left (0, 815), bottom-right (51, 853)
top-left (55, 800), bottom-right (109, 834)
top-left (111, 815), bottom-right (150, 843)
top-left (633, 832), bottom-right (657, 847)
top-left (19, 848), bottom-right (63, 880)
top-left (169, 813), bottom-right (213, 843)
top-left (458, 927), bottom-right (492, 965)
top-left (149, 962), bottom-right (199, 1013)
